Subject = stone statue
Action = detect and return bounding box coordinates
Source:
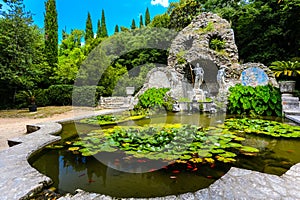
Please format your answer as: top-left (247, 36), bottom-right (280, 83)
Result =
top-left (217, 68), bottom-right (226, 90)
top-left (192, 63), bottom-right (204, 89)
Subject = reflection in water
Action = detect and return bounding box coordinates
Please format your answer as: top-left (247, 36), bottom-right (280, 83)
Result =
top-left (32, 149), bottom-right (224, 197)
top-left (30, 113), bottom-right (300, 198)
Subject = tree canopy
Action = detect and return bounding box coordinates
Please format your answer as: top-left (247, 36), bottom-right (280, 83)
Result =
top-left (1, 0), bottom-right (300, 107)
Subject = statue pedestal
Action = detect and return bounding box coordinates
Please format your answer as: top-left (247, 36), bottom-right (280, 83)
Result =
top-left (193, 89), bottom-right (206, 102)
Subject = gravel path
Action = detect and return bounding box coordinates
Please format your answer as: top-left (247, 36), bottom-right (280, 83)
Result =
top-left (0, 107), bottom-right (117, 151)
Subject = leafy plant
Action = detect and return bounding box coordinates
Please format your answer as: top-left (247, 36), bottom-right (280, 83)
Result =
top-left (209, 38), bottom-right (226, 51)
top-left (80, 112), bottom-right (145, 126)
top-left (269, 61), bottom-right (300, 79)
top-left (66, 123), bottom-right (259, 164)
top-left (196, 21), bottom-right (215, 34)
top-left (176, 50), bottom-right (187, 65)
top-left (224, 118), bottom-right (300, 138)
top-left (227, 84), bottom-right (282, 117)
top-left (135, 88), bottom-right (170, 110)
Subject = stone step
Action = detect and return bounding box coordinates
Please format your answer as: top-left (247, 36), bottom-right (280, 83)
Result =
top-left (284, 109), bottom-right (300, 115)
top-left (281, 95), bottom-right (300, 111)
top-left (285, 114), bottom-right (300, 124)
top-left (282, 96), bottom-right (299, 102)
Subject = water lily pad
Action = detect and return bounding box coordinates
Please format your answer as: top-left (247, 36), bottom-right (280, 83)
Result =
top-left (216, 156), bottom-right (236, 163)
top-left (219, 151), bottom-right (236, 158)
top-left (68, 147), bottom-right (80, 151)
top-left (240, 146), bottom-right (259, 153)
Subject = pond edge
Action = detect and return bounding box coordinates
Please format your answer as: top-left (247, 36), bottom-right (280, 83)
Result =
top-left (1, 110), bottom-right (300, 199)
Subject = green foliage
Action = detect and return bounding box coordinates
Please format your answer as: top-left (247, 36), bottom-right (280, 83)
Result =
top-left (72, 86), bottom-right (105, 107)
top-left (114, 24), bottom-right (119, 33)
top-left (269, 60), bottom-right (300, 78)
top-left (145, 7), bottom-right (151, 26)
top-left (80, 112), bottom-right (145, 125)
top-left (85, 12), bottom-right (94, 43)
top-left (139, 14), bottom-right (143, 28)
top-left (44, 0), bottom-right (58, 69)
top-left (227, 84), bottom-right (282, 117)
top-left (77, 28), bottom-right (176, 96)
top-left (46, 85), bottom-right (73, 105)
top-left (113, 63), bottom-right (156, 96)
top-left (131, 19), bottom-right (136, 30)
top-left (0, 0), bottom-right (50, 107)
top-left (149, 13), bottom-right (170, 28)
top-left (195, 0), bottom-right (300, 65)
top-left (15, 89), bottom-right (49, 107)
top-left (232, 0), bottom-right (300, 65)
top-left (209, 37), bottom-right (226, 51)
top-left (67, 123), bottom-right (259, 164)
top-left (136, 88), bottom-right (170, 110)
top-left (168, 0), bottom-right (201, 31)
top-left (224, 118), bottom-right (300, 138)
top-left (100, 9), bottom-right (108, 37)
top-left (14, 85), bottom-right (105, 107)
top-left (96, 19), bottom-right (101, 38)
top-left (163, 94), bottom-right (177, 112)
top-left (176, 50), bottom-right (187, 64)
top-left (54, 29), bottom-right (86, 84)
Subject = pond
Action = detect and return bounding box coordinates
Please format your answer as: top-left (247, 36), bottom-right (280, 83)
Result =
top-left (29, 112), bottom-right (300, 198)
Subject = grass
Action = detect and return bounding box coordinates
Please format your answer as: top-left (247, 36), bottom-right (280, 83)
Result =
top-left (0, 106), bottom-right (73, 118)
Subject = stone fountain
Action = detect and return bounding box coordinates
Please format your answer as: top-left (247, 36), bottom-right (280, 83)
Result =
top-left (136, 12), bottom-right (278, 112)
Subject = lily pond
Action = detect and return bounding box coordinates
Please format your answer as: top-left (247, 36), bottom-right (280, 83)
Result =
top-left (29, 112), bottom-right (300, 198)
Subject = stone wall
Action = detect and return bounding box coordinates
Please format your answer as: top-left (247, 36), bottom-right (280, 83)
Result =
top-left (168, 12), bottom-right (239, 75)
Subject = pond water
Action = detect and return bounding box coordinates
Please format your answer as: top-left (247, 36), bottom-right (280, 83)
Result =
top-left (29, 112), bottom-right (300, 198)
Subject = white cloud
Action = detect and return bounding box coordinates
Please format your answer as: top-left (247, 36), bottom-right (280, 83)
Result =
top-left (151, 0), bottom-right (169, 8)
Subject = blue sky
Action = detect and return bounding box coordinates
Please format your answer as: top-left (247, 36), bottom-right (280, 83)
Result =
top-left (1, 0), bottom-right (178, 39)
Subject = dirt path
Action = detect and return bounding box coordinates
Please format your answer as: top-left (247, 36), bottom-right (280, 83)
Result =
top-left (0, 107), bottom-right (109, 151)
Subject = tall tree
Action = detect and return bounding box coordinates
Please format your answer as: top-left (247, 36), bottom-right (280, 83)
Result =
top-left (131, 19), bottom-right (136, 30)
top-left (55, 29), bottom-right (86, 84)
top-left (44, 0), bottom-right (58, 70)
top-left (145, 7), bottom-right (151, 26)
top-left (85, 12), bottom-right (94, 43)
top-left (96, 19), bottom-right (101, 38)
top-left (62, 27), bottom-right (68, 40)
top-left (0, 0), bottom-right (48, 104)
top-left (114, 25), bottom-right (119, 33)
top-left (100, 9), bottom-right (108, 37)
top-left (139, 14), bottom-right (143, 28)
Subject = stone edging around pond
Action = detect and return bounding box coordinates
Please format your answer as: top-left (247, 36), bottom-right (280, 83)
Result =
top-left (0, 122), bottom-right (62, 200)
top-left (1, 114), bottom-right (300, 199)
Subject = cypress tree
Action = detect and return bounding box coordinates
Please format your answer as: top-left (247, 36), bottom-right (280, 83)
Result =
top-left (114, 25), bottom-right (119, 34)
top-left (100, 9), bottom-right (108, 37)
top-left (145, 7), bottom-right (151, 26)
top-left (96, 19), bottom-right (101, 38)
top-left (131, 19), bottom-right (136, 30)
top-left (62, 29), bottom-right (68, 40)
top-left (44, 0), bottom-right (58, 68)
top-left (139, 15), bottom-right (144, 28)
top-left (85, 12), bottom-right (94, 43)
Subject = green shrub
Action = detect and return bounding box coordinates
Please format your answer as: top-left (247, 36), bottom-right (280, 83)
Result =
top-left (34, 89), bottom-right (50, 107)
top-left (73, 86), bottom-right (105, 107)
top-left (14, 85), bottom-right (105, 108)
top-left (227, 84), bottom-right (282, 117)
top-left (15, 89), bottom-right (50, 108)
top-left (135, 88), bottom-right (170, 110)
top-left (47, 85), bottom-right (74, 106)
